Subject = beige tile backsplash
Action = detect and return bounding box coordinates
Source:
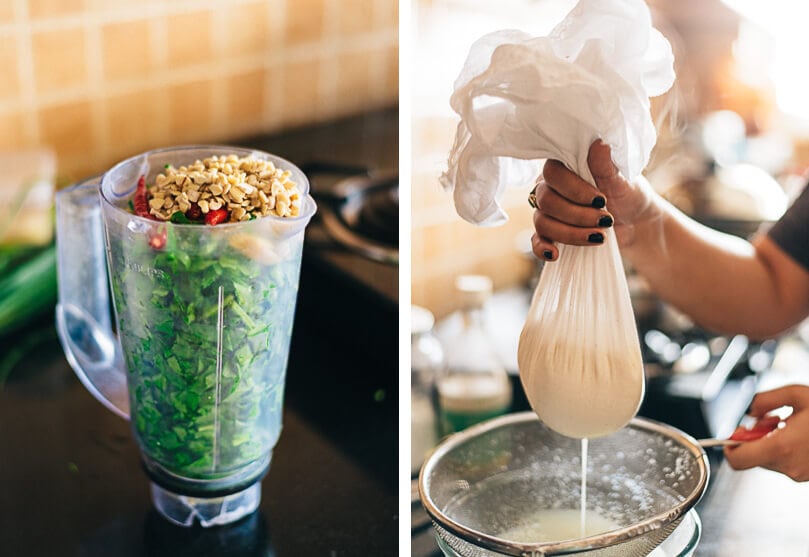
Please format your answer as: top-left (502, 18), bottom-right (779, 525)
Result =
top-left (0, 38), bottom-right (20, 100)
top-left (411, 115), bottom-right (535, 320)
top-left (410, 0), bottom-right (541, 321)
top-left (31, 25), bottom-right (87, 93)
top-left (100, 19), bottom-right (152, 81)
top-left (0, 4), bottom-right (14, 24)
top-left (0, 0), bottom-right (398, 179)
top-left (28, 0), bottom-right (84, 20)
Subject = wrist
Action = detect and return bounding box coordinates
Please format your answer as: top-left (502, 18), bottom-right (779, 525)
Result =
top-left (614, 175), bottom-right (665, 251)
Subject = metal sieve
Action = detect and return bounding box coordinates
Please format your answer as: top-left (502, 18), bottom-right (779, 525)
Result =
top-left (418, 412), bottom-right (709, 557)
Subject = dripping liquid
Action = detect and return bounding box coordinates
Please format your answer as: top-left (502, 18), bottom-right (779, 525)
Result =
top-left (580, 437), bottom-right (588, 538)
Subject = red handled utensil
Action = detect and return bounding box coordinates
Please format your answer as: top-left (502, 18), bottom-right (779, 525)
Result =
top-left (698, 415), bottom-right (782, 448)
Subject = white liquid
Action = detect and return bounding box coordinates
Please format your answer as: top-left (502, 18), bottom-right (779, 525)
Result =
top-left (499, 440), bottom-right (673, 556)
top-left (498, 509), bottom-right (621, 543)
top-left (517, 343), bottom-right (644, 438)
top-left (580, 438), bottom-right (588, 538)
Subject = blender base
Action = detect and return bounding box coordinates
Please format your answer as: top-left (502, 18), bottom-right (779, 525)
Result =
top-left (150, 481), bottom-right (262, 528)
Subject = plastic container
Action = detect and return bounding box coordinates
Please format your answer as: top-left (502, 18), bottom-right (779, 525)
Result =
top-left (55, 146), bottom-right (317, 526)
top-left (436, 275), bottom-right (512, 436)
top-left (411, 305), bottom-right (444, 475)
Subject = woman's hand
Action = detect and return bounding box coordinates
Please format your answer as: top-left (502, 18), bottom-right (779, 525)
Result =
top-left (724, 385), bottom-right (809, 482)
top-left (531, 140), bottom-right (658, 260)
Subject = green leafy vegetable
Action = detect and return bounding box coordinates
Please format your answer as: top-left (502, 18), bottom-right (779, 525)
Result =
top-left (0, 245), bottom-right (57, 337)
top-left (107, 222), bottom-right (302, 481)
top-left (169, 211), bottom-right (192, 224)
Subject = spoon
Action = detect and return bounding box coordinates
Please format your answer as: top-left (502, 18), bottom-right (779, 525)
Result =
top-left (697, 438), bottom-right (742, 448)
top-left (697, 415), bottom-right (782, 449)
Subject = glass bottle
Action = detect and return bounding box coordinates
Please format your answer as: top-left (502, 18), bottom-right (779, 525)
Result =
top-left (411, 305), bottom-right (444, 475)
top-left (436, 275), bottom-right (512, 436)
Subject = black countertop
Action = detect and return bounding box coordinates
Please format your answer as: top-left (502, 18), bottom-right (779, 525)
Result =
top-left (0, 108), bottom-right (399, 557)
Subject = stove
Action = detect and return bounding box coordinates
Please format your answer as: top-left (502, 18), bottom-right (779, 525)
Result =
top-left (242, 109), bottom-right (398, 358)
top-left (637, 322), bottom-right (777, 442)
top-left (243, 109), bottom-right (397, 288)
top-left (303, 162), bottom-right (399, 266)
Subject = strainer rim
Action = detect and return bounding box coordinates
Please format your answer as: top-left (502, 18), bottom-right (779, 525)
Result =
top-left (418, 412), bottom-right (710, 557)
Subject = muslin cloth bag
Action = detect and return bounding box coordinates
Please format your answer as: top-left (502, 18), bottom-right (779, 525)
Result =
top-left (441, 0), bottom-right (675, 438)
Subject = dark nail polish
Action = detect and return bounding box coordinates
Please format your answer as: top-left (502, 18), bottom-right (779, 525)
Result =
top-left (591, 196), bottom-right (606, 209)
top-left (598, 215), bottom-right (613, 228)
top-left (543, 250), bottom-right (553, 260)
top-left (588, 232), bottom-right (604, 244)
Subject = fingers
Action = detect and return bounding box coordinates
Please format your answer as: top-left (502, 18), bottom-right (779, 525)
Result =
top-left (724, 422), bottom-right (809, 481)
top-left (543, 160), bottom-right (605, 208)
top-left (532, 142), bottom-right (630, 260)
top-left (535, 180), bottom-right (613, 228)
top-left (587, 140), bottom-right (626, 196)
top-left (724, 388), bottom-right (809, 481)
top-left (531, 233), bottom-right (557, 261)
top-left (533, 208), bottom-right (608, 247)
top-left (748, 385), bottom-right (809, 418)
top-left (723, 432), bottom-right (780, 471)
top-left (541, 140), bottom-right (631, 207)
top-left (532, 163), bottom-right (614, 255)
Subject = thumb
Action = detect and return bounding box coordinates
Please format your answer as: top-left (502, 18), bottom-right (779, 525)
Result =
top-left (748, 385), bottom-right (809, 418)
top-left (587, 140), bottom-right (627, 197)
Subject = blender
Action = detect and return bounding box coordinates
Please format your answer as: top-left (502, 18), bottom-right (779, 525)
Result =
top-left (54, 146), bottom-right (317, 527)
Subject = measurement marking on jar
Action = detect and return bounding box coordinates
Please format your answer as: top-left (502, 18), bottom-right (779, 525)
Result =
top-left (126, 261), bottom-right (166, 279)
top-left (213, 285), bottom-right (225, 472)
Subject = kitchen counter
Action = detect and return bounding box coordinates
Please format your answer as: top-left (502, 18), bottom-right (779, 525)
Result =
top-left (0, 108), bottom-right (398, 557)
top-left (694, 338), bottom-right (809, 557)
top-left (0, 312), bottom-right (397, 556)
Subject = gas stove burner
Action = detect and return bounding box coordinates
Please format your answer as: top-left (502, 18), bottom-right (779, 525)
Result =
top-left (355, 181), bottom-right (398, 247)
top-left (309, 168), bottom-right (399, 265)
top-left (637, 324), bottom-right (777, 442)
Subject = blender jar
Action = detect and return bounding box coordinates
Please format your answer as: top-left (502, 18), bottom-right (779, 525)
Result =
top-left (55, 146), bottom-right (317, 526)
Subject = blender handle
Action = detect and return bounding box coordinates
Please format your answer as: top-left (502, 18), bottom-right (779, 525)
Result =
top-left (54, 177), bottom-right (130, 419)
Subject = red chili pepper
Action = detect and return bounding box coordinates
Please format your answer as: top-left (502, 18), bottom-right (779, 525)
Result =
top-left (133, 175), bottom-right (152, 219)
top-left (205, 209), bottom-right (230, 226)
top-left (132, 174), bottom-right (165, 249)
top-left (148, 230), bottom-right (167, 250)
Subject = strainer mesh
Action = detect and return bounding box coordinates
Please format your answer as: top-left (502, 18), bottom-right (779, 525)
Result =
top-left (435, 517), bottom-right (682, 557)
top-left (421, 414), bottom-right (708, 557)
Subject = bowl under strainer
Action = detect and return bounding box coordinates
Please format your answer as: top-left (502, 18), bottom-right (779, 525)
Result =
top-left (418, 412), bottom-right (709, 557)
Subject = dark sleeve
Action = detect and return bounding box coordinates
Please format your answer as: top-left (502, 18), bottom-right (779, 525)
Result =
top-left (768, 183), bottom-right (809, 271)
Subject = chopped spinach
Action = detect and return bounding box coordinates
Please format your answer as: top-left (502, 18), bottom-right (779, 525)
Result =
top-left (107, 222), bottom-right (302, 480)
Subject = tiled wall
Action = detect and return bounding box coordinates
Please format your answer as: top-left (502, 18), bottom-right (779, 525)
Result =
top-left (411, 0), bottom-right (538, 320)
top-left (0, 0), bottom-right (398, 180)
top-left (411, 116), bottom-right (535, 319)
